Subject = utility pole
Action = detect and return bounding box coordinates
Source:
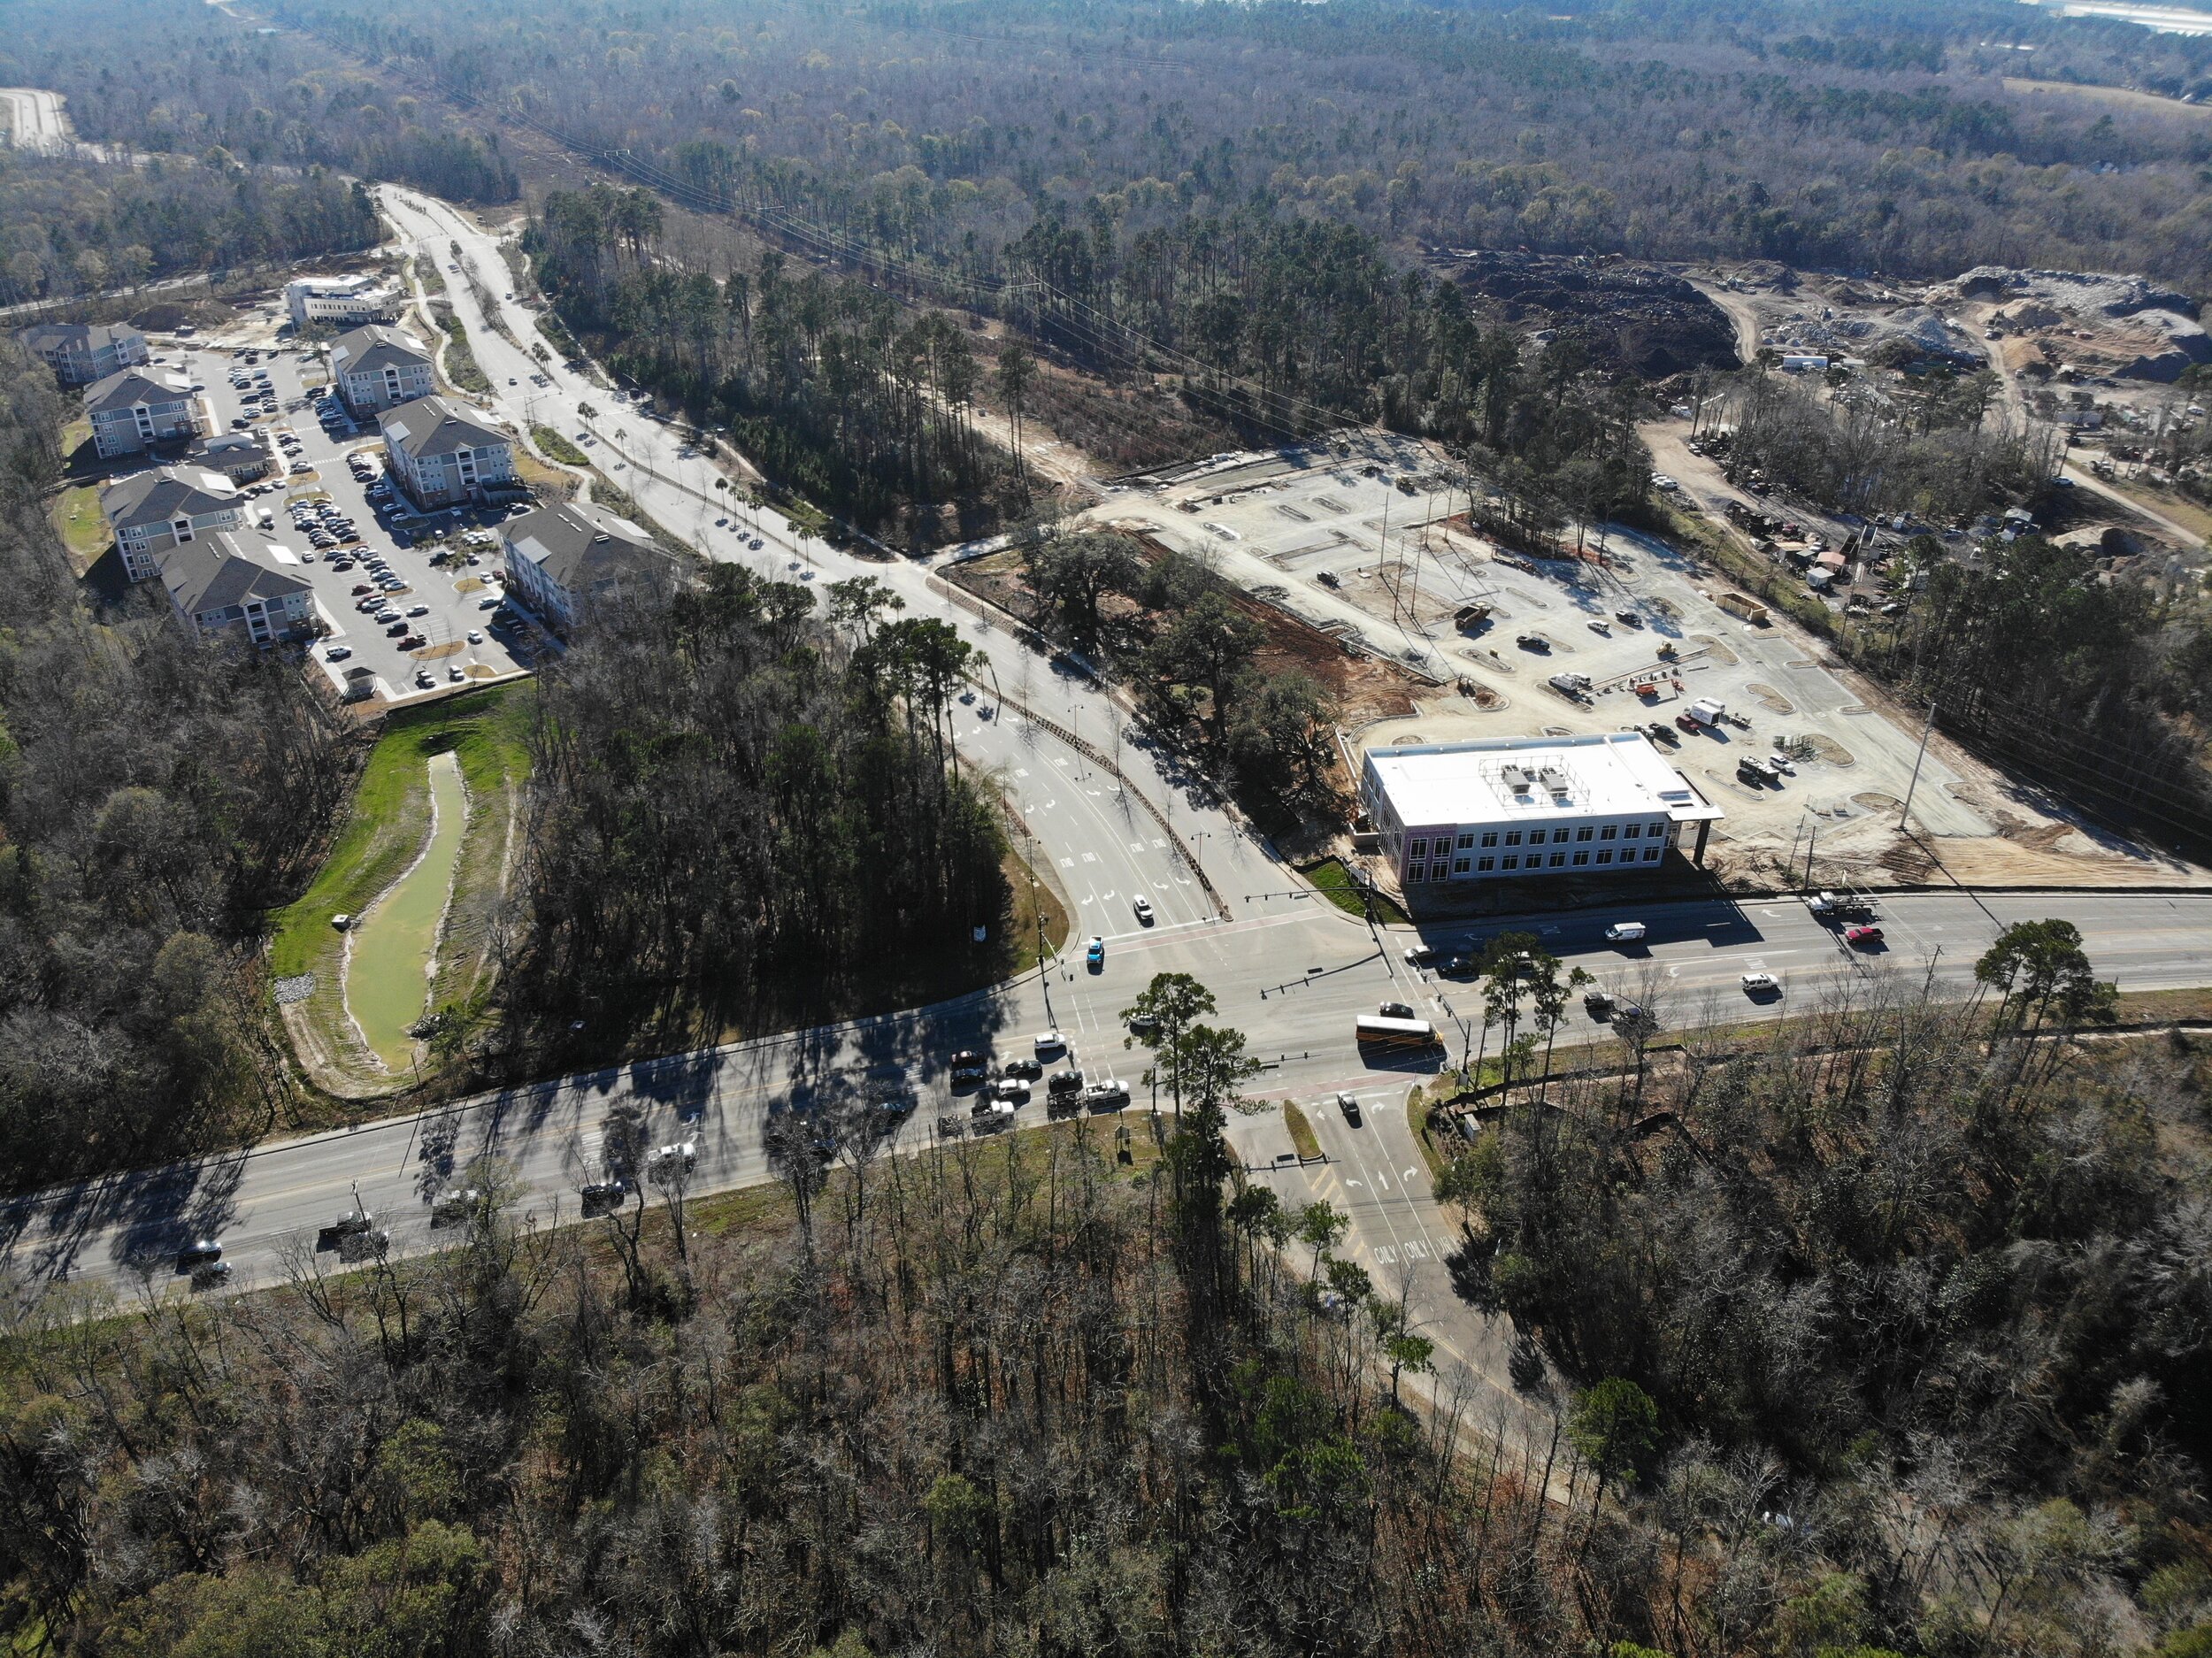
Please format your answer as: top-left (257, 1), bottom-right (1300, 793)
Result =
top-left (1898, 700), bottom-right (1936, 830)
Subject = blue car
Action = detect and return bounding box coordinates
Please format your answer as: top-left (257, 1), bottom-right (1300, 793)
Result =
top-left (1085, 936), bottom-right (1104, 968)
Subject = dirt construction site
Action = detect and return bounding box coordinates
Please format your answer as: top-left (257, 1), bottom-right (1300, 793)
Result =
top-left (1088, 434), bottom-right (2204, 893)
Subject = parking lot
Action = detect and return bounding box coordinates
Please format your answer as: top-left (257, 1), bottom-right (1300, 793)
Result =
top-left (165, 334), bottom-right (543, 701)
top-left (1086, 436), bottom-right (2157, 886)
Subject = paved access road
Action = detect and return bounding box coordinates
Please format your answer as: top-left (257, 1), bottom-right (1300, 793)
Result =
top-left (4, 887), bottom-right (2205, 1313)
top-left (9, 187), bottom-right (2205, 1446)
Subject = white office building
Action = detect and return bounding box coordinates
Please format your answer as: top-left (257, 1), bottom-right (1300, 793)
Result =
top-left (286, 273), bottom-right (403, 331)
top-left (1360, 733), bottom-right (1724, 897)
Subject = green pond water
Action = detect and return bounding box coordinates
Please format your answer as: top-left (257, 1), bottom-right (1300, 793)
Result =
top-left (348, 751), bottom-right (469, 1070)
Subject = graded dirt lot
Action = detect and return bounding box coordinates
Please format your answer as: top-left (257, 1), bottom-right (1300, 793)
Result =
top-left (1078, 433), bottom-right (2207, 894)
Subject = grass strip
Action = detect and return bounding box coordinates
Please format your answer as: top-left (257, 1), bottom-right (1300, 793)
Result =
top-left (435, 310), bottom-right (491, 395)
top-left (1301, 856), bottom-right (1409, 925)
top-left (530, 424), bottom-right (588, 465)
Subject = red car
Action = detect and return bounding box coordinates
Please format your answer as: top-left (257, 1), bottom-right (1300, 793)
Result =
top-left (351, 583), bottom-right (373, 595)
top-left (1845, 925), bottom-right (1884, 948)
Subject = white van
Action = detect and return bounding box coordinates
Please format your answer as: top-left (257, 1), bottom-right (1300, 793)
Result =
top-left (1604, 922), bottom-right (1647, 943)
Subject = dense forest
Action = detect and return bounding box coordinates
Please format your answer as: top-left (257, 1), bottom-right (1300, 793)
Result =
top-left (1436, 952), bottom-right (2212, 1658)
top-left (0, 149), bottom-right (380, 307)
top-left (1870, 531), bottom-right (2212, 856)
top-left (3, 0), bottom-right (518, 203)
top-left (506, 565), bottom-right (1012, 1041)
top-left (249, 0), bottom-right (2212, 288)
top-left (526, 188), bottom-right (1019, 536)
top-left (4, 968), bottom-right (2207, 1657)
top-left (0, 344), bottom-right (349, 1192)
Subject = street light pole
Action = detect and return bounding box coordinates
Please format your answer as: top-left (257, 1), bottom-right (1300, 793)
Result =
top-left (1898, 699), bottom-right (1936, 830)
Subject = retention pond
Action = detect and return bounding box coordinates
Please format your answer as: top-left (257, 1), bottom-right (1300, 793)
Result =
top-left (346, 750), bottom-right (469, 1070)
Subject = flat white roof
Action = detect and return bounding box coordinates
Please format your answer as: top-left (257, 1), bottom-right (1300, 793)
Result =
top-left (1363, 733), bottom-right (1724, 827)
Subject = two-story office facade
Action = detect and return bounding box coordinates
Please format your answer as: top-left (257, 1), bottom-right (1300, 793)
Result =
top-left (18, 321), bottom-right (148, 386)
top-left (285, 274), bottom-right (402, 331)
top-left (329, 324), bottom-right (434, 417)
top-left (100, 467), bottom-right (245, 581)
top-left (87, 367), bottom-right (204, 459)
top-left (378, 395), bottom-right (518, 510)
top-left (1360, 733), bottom-right (1724, 901)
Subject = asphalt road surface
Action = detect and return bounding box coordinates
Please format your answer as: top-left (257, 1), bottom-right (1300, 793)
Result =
top-left (4, 888), bottom-right (2205, 1311)
top-left (5, 188), bottom-right (2206, 1446)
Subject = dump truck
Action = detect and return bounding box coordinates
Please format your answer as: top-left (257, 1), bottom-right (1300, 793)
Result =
top-left (1454, 602), bottom-right (1493, 631)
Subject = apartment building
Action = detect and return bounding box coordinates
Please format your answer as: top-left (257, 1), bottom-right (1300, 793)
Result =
top-left (157, 527), bottom-right (316, 646)
top-left (500, 501), bottom-right (672, 635)
top-left (378, 394), bottom-right (517, 510)
top-left (328, 324), bottom-right (434, 417)
top-left (99, 467), bottom-right (245, 581)
top-left (18, 320), bottom-right (148, 386)
top-left (86, 366), bottom-right (204, 459)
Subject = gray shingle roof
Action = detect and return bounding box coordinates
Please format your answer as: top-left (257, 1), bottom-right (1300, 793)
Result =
top-left (330, 324), bottom-right (431, 379)
top-left (19, 320), bottom-right (143, 356)
top-left (159, 528), bottom-right (311, 617)
top-left (86, 366), bottom-right (192, 413)
top-left (504, 502), bottom-right (668, 598)
top-left (100, 466), bottom-right (240, 530)
top-left (379, 394), bottom-right (508, 460)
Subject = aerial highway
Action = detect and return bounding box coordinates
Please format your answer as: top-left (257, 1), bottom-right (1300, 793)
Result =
top-left (4, 189), bottom-right (2206, 1446)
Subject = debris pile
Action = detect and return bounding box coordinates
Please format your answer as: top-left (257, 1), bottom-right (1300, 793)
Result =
top-left (1426, 249), bottom-right (1741, 378)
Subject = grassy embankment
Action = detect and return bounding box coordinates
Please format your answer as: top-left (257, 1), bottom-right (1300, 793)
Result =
top-left (2103, 473), bottom-right (2212, 546)
top-left (270, 684), bottom-right (533, 1101)
top-left (51, 484), bottom-right (108, 572)
top-left (1300, 856), bottom-right (1409, 925)
top-left (1658, 500), bottom-right (1847, 639)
